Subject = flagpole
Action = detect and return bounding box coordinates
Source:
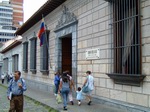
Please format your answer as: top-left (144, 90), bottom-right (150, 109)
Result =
top-left (42, 15), bottom-right (52, 69)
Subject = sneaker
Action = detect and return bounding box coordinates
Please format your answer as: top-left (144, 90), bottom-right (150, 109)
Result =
top-left (87, 101), bottom-right (92, 105)
top-left (63, 106), bottom-right (67, 111)
top-left (78, 101), bottom-right (81, 106)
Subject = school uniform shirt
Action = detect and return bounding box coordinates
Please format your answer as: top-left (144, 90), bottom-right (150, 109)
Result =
top-left (7, 78), bottom-right (27, 96)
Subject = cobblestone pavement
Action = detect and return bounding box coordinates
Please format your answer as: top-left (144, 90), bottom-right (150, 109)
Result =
top-left (0, 85), bottom-right (57, 112)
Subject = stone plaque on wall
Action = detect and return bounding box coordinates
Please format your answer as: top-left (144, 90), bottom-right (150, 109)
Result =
top-left (85, 48), bottom-right (100, 60)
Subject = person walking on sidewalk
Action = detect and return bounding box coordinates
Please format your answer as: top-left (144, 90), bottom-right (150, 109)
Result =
top-left (82, 71), bottom-right (94, 105)
top-left (76, 87), bottom-right (83, 106)
top-left (9, 73), bottom-right (13, 80)
top-left (7, 71), bottom-right (27, 112)
top-left (58, 72), bottom-right (70, 111)
top-left (1, 73), bottom-right (5, 84)
top-left (66, 70), bottom-right (75, 105)
top-left (54, 71), bottom-right (61, 96)
top-left (6, 73), bottom-right (10, 84)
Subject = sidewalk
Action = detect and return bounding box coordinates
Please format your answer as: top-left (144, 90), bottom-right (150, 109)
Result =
top-left (24, 86), bottom-right (127, 112)
top-left (1, 80), bottom-right (127, 112)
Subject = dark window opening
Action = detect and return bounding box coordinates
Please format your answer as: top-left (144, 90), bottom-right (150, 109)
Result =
top-left (23, 42), bottom-right (28, 71)
top-left (3, 58), bottom-right (8, 73)
top-left (30, 37), bottom-right (37, 73)
top-left (12, 54), bottom-right (19, 72)
top-left (40, 30), bottom-right (50, 73)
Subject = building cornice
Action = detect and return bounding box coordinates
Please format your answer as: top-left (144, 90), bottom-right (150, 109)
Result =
top-left (15, 0), bottom-right (66, 35)
top-left (1, 40), bottom-right (22, 53)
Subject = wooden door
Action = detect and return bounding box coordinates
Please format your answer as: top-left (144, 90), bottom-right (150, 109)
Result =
top-left (62, 37), bottom-right (72, 75)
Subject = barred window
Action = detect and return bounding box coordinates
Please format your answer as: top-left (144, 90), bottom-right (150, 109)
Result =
top-left (30, 37), bottom-right (37, 72)
top-left (40, 31), bottom-right (49, 73)
top-left (23, 42), bottom-right (28, 71)
top-left (112, 0), bottom-right (141, 75)
top-left (12, 54), bottom-right (19, 72)
top-left (106, 0), bottom-right (145, 86)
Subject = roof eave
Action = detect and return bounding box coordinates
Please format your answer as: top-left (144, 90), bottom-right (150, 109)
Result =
top-left (1, 40), bottom-right (22, 53)
top-left (15, 0), bottom-right (66, 35)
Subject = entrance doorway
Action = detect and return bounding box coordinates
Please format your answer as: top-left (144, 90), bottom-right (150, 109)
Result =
top-left (61, 36), bottom-right (72, 75)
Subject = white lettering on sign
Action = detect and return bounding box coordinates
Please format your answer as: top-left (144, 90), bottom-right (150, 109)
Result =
top-left (85, 48), bottom-right (100, 60)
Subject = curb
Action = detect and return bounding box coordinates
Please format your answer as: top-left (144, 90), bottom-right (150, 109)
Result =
top-left (24, 95), bottom-right (59, 112)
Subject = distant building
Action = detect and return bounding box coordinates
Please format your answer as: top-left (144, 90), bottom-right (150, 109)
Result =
top-left (0, 42), bottom-right (3, 76)
top-left (0, 1), bottom-right (16, 43)
top-left (0, 0), bottom-right (24, 43)
top-left (1, 36), bottom-right (22, 75)
top-left (9, 0), bottom-right (24, 28)
top-left (0, 0), bottom-right (23, 76)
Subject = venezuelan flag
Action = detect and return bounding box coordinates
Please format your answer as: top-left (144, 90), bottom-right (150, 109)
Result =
top-left (38, 18), bottom-right (45, 46)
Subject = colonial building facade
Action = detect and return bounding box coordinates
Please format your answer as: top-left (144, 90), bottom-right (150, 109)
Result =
top-left (15, 0), bottom-right (150, 111)
top-left (1, 37), bottom-right (22, 75)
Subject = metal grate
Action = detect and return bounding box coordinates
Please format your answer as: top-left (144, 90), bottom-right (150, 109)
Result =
top-left (110, 0), bottom-right (141, 74)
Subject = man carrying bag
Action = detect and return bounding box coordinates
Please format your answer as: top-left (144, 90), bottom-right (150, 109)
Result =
top-left (7, 71), bottom-right (27, 112)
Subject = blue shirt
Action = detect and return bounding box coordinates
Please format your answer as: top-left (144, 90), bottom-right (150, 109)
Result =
top-left (54, 75), bottom-right (60, 85)
top-left (7, 78), bottom-right (27, 96)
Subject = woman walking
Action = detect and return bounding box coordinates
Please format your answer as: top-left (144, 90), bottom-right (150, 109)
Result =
top-left (58, 72), bottom-right (70, 111)
top-left (82, 71), bottom-right (94, 105)
top-left (66, 70), bottom-right (75, 105)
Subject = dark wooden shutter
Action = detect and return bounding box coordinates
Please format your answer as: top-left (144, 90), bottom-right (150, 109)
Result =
top-left (23, 42), bottom-right (28, 71)
top-left (40, 30), bottom-right (49, 72)
top-left (30, 38), bottom-right (37, 71)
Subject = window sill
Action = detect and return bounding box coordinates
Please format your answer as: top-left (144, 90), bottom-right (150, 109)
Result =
top-left (104, 0), bottom-right (113, 2)
top-left (40, 70), bottom-right (49, 74)
top-left (30, 69), bottom-right (36, 74)
top-left (23, 69), bottom-right (28, 73)
top-left (106, 73), bottom-right (146, 86)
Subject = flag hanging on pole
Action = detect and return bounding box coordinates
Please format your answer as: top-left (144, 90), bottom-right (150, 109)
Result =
top-left (38, 18), bottom-right (45, 46)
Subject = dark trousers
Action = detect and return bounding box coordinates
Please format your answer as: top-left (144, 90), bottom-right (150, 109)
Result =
top-left (2, 79), bottom-right (4, 84)
top-left (9, 95), bottom-right (23, 112)
top-left (55, 84), bottom-right (59, 94)
top-left (7, 78), bottom-right (10, 84)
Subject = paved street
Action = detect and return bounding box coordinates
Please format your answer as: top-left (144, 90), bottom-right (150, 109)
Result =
top-left (0, 85), bottom-right (57, 112)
